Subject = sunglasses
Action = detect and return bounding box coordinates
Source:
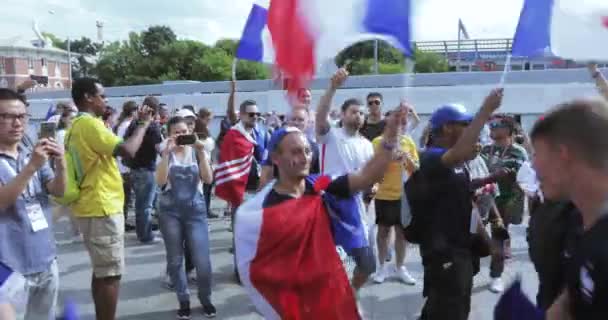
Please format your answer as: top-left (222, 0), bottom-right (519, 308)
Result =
top-left (489, 121), bottom-right (508, 129)
top-left (368, 100), bottom-right (381, 106)
top-left (248, 112), bottom-right (261, 118)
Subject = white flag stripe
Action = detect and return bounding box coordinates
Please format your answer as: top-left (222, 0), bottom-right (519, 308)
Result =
top-left (550, 0), bottom-right (608, 61)
top-left (214, 154), bottom-right (254, 180)
top-left (214, 152), bottom-right (254, 171)
top-left (215, 164), bottom-right (253, 186)
top-left (235, 182), bottom-right (281, 320)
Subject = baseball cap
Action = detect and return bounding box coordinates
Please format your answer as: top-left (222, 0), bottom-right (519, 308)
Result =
top-left (268, 126), bottom-right (301, 154)
top-left (175, 108), bottom-right (196, 118)
top-left (429, 104), bottom-right (473, 130)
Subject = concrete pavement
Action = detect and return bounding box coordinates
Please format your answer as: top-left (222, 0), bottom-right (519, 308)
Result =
top-left (54, 201), bottom-right (539, 320)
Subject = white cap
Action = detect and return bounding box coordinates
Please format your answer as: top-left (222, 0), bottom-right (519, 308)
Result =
top-left (175, 108), bottom-right (196, 118)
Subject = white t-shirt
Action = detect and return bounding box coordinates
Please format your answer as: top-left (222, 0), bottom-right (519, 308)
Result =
top-left (317, 127), bottom-right (374, 176)
top-left (115, 119), bottom-right (133, 174)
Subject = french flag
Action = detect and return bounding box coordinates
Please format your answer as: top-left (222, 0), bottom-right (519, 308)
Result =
top-left (235, 176), bottom-right (366, 319)
top-left (512, 0), bottom-right (608, 60)
top-left (236, 3), bottom-right (275, 64)
top-left (266, 0), bottom-right (413, 92)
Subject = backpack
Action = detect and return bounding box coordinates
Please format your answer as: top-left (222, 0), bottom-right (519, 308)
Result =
top-left (401, 169), bottom-right (433, 244)
top-left (52, 116), bottom-right (90, 206)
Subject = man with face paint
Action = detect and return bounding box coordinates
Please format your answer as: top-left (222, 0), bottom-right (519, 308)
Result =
top-left (235, 108), bottom-right (406, 319)
top-left (258, 107), bottom-right (320, 189)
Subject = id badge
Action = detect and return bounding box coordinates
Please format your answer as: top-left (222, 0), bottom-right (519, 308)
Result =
top-left (26, 202), bottom-right (49, 232)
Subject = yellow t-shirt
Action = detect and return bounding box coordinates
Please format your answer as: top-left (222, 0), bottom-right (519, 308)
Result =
top-left (372, 135), bottom-right (419, 201)
top-left (67, 113), bottom-right (124, 217)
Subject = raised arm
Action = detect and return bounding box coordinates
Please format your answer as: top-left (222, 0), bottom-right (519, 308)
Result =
top-left (316, 68), bottom-right (348, 137)
top-left (0, 141), bottom-right (50, 210)
top-left (227, 80), bottom-right (238, 125)
top-left (589, 63), bottom-right (608, 101)
top-left (347, 107), bottom-right (403, 193)
top-left (441, 89), bottom-right (503, 167)
top-left (115, 106), bottom-right (154, 159)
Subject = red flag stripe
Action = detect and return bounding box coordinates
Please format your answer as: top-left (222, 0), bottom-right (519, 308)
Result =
top-left (215, 161), bottom-right (253, 186)
top-left (214, 153), bottom-right (254, 180)
top-left (267, 0), bottom-right (316, 95)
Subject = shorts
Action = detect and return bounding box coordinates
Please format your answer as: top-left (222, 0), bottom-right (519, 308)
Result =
top-left (76, 214), bottom-right (125, 278)
top-left (350, 246), bottom-right (376, 276)
top-left (375, 199), bottom-right (401, 226)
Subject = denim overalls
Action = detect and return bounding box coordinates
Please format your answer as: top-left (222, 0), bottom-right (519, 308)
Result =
top-left (158, 147), bottom-right (212, 305)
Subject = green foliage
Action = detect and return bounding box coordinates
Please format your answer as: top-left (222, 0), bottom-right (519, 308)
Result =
top-left (91, 26), bottom-right (272, 86)
top-left (336, 40), bottom-right (449, 75)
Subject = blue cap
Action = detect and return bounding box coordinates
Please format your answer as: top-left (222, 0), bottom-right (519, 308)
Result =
top-left (267, 126), bottom-right (302, 154)
top-left (429, 104), bottom-right (473, 130)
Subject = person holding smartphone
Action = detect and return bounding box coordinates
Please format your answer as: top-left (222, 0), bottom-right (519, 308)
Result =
top-left (156, 116), bottom-right (216, 319)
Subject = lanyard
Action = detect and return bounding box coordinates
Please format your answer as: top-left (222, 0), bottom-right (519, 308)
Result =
top-left (0, 158), bottom-right (37, 199)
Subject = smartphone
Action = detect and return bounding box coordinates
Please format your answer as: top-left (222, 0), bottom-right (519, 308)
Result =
top-left (39, 122), bottom-right (57, 139)
top-left (176, 134), bottom-right (197, 146)
top-left (30, 75), bottom-right (49, 86)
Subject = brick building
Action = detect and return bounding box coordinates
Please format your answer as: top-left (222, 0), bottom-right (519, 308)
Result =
top-left (0, 36), bottom-right (71, 91)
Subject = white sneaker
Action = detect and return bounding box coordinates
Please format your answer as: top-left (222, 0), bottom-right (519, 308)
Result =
top-left (395, 266), bottom-right (416, 285)
top-left (489, 277), bottom-right (504, 293)
top-left (372, 264), bottom-right (391, 284)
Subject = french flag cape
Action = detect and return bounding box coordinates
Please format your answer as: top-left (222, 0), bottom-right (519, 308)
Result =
top-left (235, 176), bottom-right (367, 319)
top-left (214, 123), bottom-right (256, 207)
top-left (512, 0), bottom-right (608, 60)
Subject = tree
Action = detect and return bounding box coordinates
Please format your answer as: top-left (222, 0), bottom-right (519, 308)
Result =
top-left (141, 26), bottom-right (177, 56)
top-left (191, 48), bottom-right (233, 81)
top-left (413, 49), bottom-right (449, 73)
top-left (215, 39), bottom-right (238, 56)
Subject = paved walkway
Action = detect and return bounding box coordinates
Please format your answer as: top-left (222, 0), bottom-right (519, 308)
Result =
top-left (54, 201), bottom-right (539, 320)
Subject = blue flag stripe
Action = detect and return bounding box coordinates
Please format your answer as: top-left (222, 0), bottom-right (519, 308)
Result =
top-left (236, 4), bottom-right (268, 62)
top-left (511, 0), bottom-right (554, 57)
top-left (363, 0), bottom-right (413, 57)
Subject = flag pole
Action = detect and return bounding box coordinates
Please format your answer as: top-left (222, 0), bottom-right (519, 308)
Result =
top-left (499, 54), bottom-right (512, 87)
top-left (456, 19), bottom-right (461, 72)
top-left (231, 58), bottom-right (238, 81)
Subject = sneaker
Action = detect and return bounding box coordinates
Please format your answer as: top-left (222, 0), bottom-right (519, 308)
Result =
top-left (395, 266), bottom-right (416, 285)
top-left (372, 264), bottom-right (391, 284)
top-left (489, 277), bottom-right (504, 293)
top-left (202, 303), bottom-right (217, 318)
top-left (177, 301), bottom-right (191, 320)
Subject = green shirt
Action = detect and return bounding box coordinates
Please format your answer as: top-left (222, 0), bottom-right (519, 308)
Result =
top-left (481, 143), bottom-right (529, 203)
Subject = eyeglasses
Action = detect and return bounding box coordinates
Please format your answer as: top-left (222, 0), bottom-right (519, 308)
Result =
top-left (248, 112), bottom-right (261, 118)
top-left (0, 113), bottom-right (30, 123)
top-left (368, 100), bottom-right (381, 106)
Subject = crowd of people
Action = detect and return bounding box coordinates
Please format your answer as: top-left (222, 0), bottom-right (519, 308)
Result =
top-left (0, 63), bottom-right (607, 320)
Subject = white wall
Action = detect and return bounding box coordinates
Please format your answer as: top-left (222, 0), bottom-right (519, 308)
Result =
top-left (28, 82), bottom-right (601, 123)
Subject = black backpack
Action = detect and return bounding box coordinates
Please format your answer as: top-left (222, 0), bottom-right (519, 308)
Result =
top-left (402, 169), bottom-right (433, 244)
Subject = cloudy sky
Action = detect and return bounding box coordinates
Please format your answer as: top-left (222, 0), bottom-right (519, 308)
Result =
top-left (1, 0), bottom-right (524, 45)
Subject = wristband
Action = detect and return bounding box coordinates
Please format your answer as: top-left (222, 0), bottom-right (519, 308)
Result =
top-left (136, 120), bottom-right (149, 127)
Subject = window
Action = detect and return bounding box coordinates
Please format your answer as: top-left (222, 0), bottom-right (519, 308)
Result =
top-left (28, 57), bottom-right (34, 69)
top-left (41, 58), bottom-right (46, 67)
top-left (0, 57), bottom-right (4, 75)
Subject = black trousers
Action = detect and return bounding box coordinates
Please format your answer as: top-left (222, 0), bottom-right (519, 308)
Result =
top-left (421, 249), bottom-right (473, 320)
top-left (122, 172), bottom-right (133, 222)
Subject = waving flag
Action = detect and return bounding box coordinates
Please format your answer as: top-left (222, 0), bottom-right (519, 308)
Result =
top-left (236, 4), bottom-right (275, 63)
top-left (268, 0), bottom-right (413, 92)
top-left (214, 123), bottom-right (256, 207)
top-left (512, 0), bottom-right (608, 60)
top-left (235, 177), bottom-right (365, 319)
